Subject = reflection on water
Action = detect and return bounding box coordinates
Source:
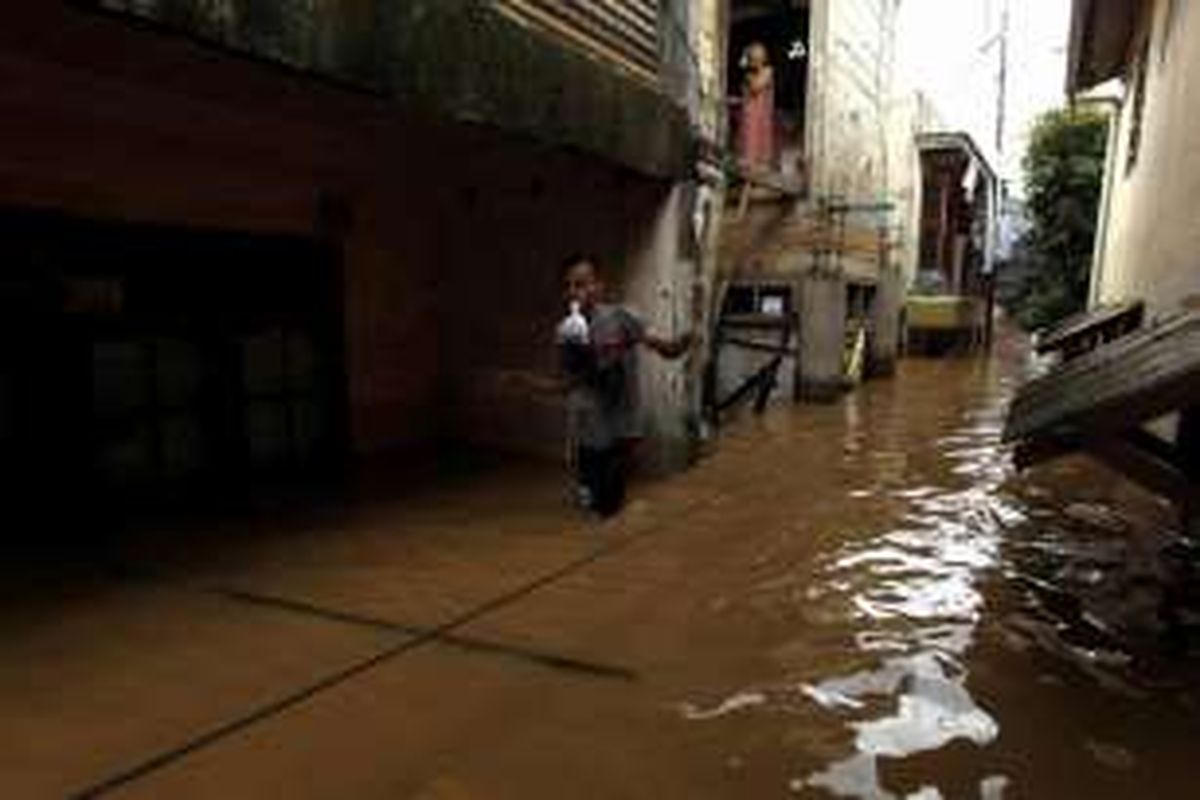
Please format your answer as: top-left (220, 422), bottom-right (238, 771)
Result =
top-left (677, 333), bottom-right (1200, 798)
top-left (795, 376), bottom-right (1013, 798)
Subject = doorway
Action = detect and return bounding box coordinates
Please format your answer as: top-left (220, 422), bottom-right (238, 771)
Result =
top-left (0, 208), bottom-right (347, 520)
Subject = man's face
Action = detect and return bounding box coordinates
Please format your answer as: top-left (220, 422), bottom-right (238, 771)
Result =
top-left (563, 262), bottom-right (600, 310)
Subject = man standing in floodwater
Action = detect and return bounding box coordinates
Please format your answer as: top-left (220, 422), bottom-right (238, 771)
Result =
top-left (556, 254), bottom-right (693, 518)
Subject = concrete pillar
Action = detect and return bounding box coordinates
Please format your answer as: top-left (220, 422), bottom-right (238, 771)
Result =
top-left (870, 265), bottom-right (903, 377)
top-left (623, 183), bottom-right (693, 475)
top-left (806, 0), bottom-right (831, 199)
top-left (799, 266), bottom-right (846, 402)
top-left (688, 176), bottom-right (725, 453)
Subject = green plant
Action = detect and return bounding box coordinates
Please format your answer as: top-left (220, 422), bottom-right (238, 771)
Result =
top-left (1000, 108), bottom-right (1109, 331)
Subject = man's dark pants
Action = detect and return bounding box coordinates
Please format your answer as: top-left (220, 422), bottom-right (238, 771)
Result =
top-left (577, 440), bottom-right (633, 518)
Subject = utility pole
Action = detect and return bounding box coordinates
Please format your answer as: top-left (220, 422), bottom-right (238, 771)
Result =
top-left (979, 0), bottom-right (1011, 156)
top-left (995, 0), bottom-right (1010, 156)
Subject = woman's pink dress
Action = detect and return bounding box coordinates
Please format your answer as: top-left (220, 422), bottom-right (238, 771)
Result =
top-left (739, 71), bottom-right (775, 169)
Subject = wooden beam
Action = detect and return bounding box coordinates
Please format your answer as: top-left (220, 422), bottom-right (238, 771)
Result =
top-left (1013, 434), bottom-right (1079, 471)
top-left (1177, 407), bottom-right (1200, 477)
top-left (1084, 434), bottom-right (1193, 505)
top-left (1014, 422), bottom-right (1200, 538)
top-left (1034, 300), bottom-right (1144, 357)
top-left (753, 356), bottom-right (781, 414)
top-left (720, 313), bottom-right (796, 330)
top-left (716, 355), bottom-right (782, 414)
top-left (721, 336), bottom-right (798, 357)
top-left (1005, 312), bottom-right (1200, 443)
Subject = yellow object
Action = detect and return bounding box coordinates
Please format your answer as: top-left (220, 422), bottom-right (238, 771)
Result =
top-left (844, 326), bottom-right (867, 383)
top-left (906, 295), bottom-right (984, 332)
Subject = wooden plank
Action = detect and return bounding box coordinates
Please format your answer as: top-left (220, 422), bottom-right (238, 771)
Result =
top-left (720, 313), bottom-right (795, 330)
top-left (1087, 435), bottom-right (1194, 506)
top-left (753, 356), bottom-right (780, 413)
top-left (1004, 311), bottom-right (1200, 443)
top-left (716, 355), bottom-right (782, 414)
top-left (1015, 429), bottom-right (1192, 505)
top-left (722, 336), bottom-right (799, 357)
top-left (906, 295), bottom-right (984, 332)
top-left (1034, 300), bottom-right (1144, 356)
top-left (1177, 407), bottom-right (1200, 477)
top-left (1013, 435), bottom-right (1077, 471)
top-left (734, 166), bottom-right (807, 197)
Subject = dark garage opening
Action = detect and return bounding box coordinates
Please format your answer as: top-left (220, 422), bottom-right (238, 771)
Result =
top-left (0, 208), bottom-right (347, 529)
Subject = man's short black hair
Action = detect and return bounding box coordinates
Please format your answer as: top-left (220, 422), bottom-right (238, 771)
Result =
top-left (560, 253), bottom-right (600, 280)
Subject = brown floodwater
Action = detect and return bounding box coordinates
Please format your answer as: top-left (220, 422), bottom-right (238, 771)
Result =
top-left (673, 327), bottom-right (1200, 799)
top-left (8, 324), bottom-right (1197, 799)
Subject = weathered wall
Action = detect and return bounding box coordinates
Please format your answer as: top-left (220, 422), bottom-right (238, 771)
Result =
top-left (812, 0), bottom-right (892, 199)
top-left (0, 6), bottom-right (446, 456)
top-left (437, 142), bottom-right (652, 460)
top-left (86, 0), bottom-right (690, 179)
top-left (436, 139), bottom-right (698, 470)
top-left (886, 91), bottom-right (945, 288)
top-left (0, 3), bottom-right (715, 470)
top-left (719, 0), bottom-right (902, 283)
top-left (806, 0), bottom-right (902, 280)
top-left (623, 184), bottom-right (700, 471)
top-left (710, 0), bottom-right (912, 401)
top-left (1092, 0), bottom-right (1200, 319)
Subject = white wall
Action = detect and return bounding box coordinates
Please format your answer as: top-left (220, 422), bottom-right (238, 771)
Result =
top-left (886, 91), bottom-right (947, 286)
top-left (813, 0), bottom-right (894, 202)
top-left (1094, 0), bottom-right (1200, 319)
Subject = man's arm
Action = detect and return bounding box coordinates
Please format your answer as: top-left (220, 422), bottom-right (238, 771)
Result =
top-left (499, 369), bottom-right (570, 396)
top-left (621, 306), bottom-right (694, 360)
top-left (643, 331), bottom-right (695, 360)
top-left (528, 373), bottom-right (571, 393)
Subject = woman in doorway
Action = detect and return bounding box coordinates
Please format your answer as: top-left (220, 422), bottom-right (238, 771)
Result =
top-left (739, 42), bottom-right (775, 170)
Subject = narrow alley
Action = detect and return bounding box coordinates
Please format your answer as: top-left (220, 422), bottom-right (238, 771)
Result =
top-left (5, 327), bottom-right (1196, 799)
top-left (5, 2), bottom-right (1200, 798)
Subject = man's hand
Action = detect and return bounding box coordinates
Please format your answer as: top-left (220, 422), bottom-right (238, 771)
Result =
top-left (644, 331), bottom-right (696, 360)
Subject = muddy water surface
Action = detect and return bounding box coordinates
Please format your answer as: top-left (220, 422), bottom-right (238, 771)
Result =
top-left (13, 328), bottom-right (1198, 800)
top-left (674, 331), bottom-right (1199, 799)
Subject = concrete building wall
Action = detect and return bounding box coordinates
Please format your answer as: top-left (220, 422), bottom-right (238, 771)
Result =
top-left (0, 3), bottom-right (722, 478)
top-left (813, 0), bottom-right (894, 204)
top-left (718, 0), bottom-right (903, 279)
top-left (1092, 0), bottom-right (1200, 320)
top-left (712, 0), bottom-right (910, 404)
top-left (886, 91), bottom-right (946, 287)
top-left (438, 156), bottom-right (704, 470)
top-left (0, 12), bottom-right (447, 457)
top-left (435, 0), bottom-right (720, 471)
top-left (87, 0), bottom-right (692, 180)
top-left (436, 139), bottom-right (671, 460)
top-left (625, 184), bottom-right (702, 471)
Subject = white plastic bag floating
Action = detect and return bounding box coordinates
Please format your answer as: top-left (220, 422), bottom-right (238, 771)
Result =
top-left (557, 301), bottom-right (590, 344)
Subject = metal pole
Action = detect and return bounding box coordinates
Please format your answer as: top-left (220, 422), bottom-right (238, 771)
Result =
top-left (995, 0), bottom-right (1010, 155)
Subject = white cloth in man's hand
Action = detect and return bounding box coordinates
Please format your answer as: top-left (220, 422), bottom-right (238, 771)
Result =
top-left (557, 301), bottom-right (590, 344)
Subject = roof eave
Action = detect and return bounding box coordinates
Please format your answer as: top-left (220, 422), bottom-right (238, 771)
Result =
top-left (914, 131), bottom-right (998, 185)
top-left (1066, 0), bottom-right (1139, 95)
